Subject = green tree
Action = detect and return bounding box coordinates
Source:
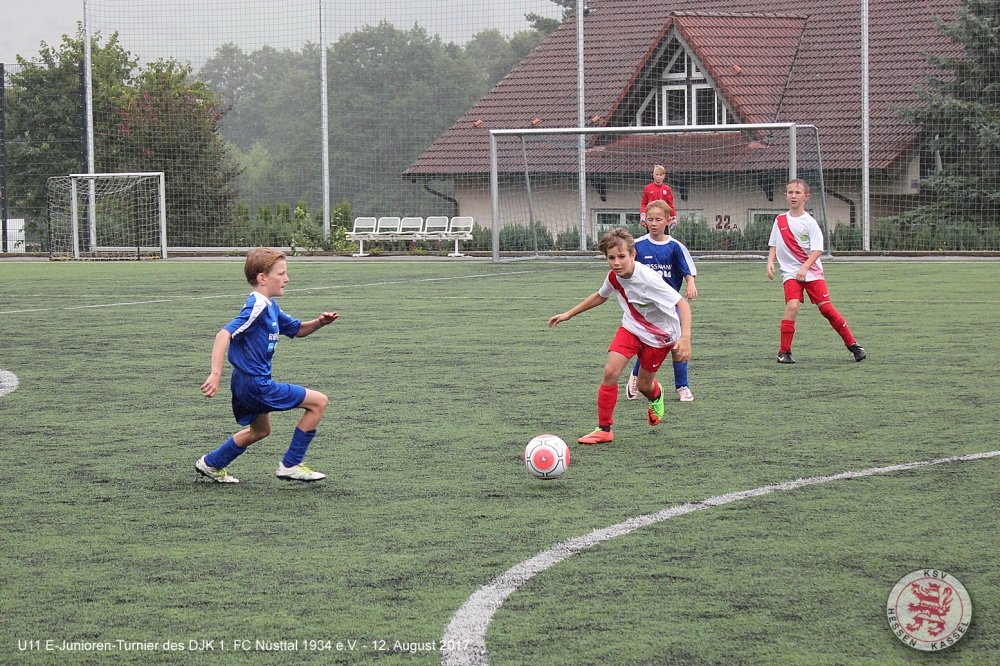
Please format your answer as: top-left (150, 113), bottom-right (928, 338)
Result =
top-left (5, 27), bottom-right (135, 222)
top-left (894, 0), bottom-right (1000, 230)
top-left (103, 59), bottom-right (243, 245)
top-left (526, 0), bottom-right (576, 35)
top-left (465, 28), bottom-right (547, 82)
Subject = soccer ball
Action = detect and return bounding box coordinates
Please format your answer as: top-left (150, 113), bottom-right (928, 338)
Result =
top-left (524, 434), bottom-right (570, 480)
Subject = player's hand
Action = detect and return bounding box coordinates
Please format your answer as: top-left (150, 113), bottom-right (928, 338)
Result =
top-left (548, 313), bottom-right (569, 328)
top-left (795, 267), bottom-right (808, 281)
top-left (318, 311), bottom-right (339, 326)
top-left (201, 373), bottom-right (220, 398)
top-left (686, 284), bottom-right (698, 300)
top-left (766, 262), bottom-right (775, 280)
top-left (672, 337), bottom-right (691, 363)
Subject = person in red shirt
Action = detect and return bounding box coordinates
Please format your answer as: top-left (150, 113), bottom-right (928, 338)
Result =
top-left (640, 164), bottom-right (677, 227)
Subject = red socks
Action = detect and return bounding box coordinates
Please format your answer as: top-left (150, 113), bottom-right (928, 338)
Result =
top-left (780, 319), bottom-right (795, 354)
top-left (597, 383), bottom-right (618, 427)
top-left (818, 302), bottom-right (856, 346)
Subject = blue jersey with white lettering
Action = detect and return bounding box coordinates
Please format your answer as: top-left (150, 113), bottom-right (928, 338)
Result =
top-left (223, 292), bottom-right (301, 377)
top-left (633, 235), bottom-right (697, 291)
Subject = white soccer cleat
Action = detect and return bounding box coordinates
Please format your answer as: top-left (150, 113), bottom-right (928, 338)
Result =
top-left (276, 463), bottom-right (326, 482)
top-left (196, 456), bottom-right (240, 483)
top-left (676, 386), bottom-right (694, 402)
top-left (625, 373), bottom-right (639, 400)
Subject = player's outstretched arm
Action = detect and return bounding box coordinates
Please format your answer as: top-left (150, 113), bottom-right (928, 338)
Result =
top-left (296, 311), bottom-right (339, 337)
top-left (672, 298), bottom-right (692, 363)
top-left (548, 293), bottom-right (608, 328)
top-left (201, 329), bottom-right (232, 398)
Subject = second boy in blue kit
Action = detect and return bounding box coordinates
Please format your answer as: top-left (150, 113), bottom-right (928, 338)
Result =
top-left (627, 199), bottom-right (698, 402)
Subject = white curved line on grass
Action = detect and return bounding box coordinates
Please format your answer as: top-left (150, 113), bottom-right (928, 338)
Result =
top-left (441, 450), bottom-right (1000, 666)
top-left (0, 369), bottom-right (19, 397)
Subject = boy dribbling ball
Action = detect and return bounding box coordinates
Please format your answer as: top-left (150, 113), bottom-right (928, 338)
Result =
top-left (549, 228), bottom-right (691, 444)
top-left (196, 248), bottom-right (338, 483)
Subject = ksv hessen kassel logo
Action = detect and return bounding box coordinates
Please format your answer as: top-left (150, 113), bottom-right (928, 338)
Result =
top-left (886, 569), bottom-right (971, 651)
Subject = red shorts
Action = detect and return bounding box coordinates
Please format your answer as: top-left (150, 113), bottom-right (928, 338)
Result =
top-left (783, 278), bottom-right (832, 304)
top-left (608, 327), bottom-right (672, 372)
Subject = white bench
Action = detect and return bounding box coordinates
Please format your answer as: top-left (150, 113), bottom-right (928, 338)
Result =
top-left (346, 215), bottom-right (474, 256)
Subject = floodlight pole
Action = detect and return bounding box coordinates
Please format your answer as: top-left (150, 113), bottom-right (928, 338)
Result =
top-left (576, 0), bottom-right (587, 251)
top-left (82, 0), bottom-right (97, 249)
top-left (320, 0), bottom-right (331, 238)
top-left (861, 0), bottom-right (871, 250)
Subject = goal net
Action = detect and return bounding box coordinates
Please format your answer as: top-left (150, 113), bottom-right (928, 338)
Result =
top-left (487, 123), bottom-right (827, 259)
top-left (47, 173), bottom-right (167, 259)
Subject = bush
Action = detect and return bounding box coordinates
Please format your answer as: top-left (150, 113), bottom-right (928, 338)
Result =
top-left (831, 225), bottom-right (862, 252)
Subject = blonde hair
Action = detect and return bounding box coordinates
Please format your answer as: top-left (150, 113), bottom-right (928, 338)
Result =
top-left (786, 178), bottom-right (811, 194)
top-left (644, 199), bottom-right (675, 218)
top-left (652, 164), bottom-right (666, 175)
top-left (244, 247), bottom-right (286, 285)
top-left (598, 228), bottom-right (635, 256)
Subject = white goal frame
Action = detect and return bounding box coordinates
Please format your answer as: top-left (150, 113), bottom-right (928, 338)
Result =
top-left (63, 172), bottom-right (167, 259)
top-left (488, 123), bottom-right (810, 262)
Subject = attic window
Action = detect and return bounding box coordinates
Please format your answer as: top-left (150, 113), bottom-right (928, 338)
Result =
top-left (636, 36), bottom-right (736, 128)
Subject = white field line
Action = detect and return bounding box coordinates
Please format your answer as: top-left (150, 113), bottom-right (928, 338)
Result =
top-left (0, 370), bottom-right (19, 397)
top-left (0, 270), bottom-right (538, 315)
top-left (441, 450), bottom-right (1000, 666)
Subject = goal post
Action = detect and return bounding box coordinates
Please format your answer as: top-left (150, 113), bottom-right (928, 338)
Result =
top-left (47, 172), bottom-right (167, 260)
top-left (488, 123), bottom-right (827, 261)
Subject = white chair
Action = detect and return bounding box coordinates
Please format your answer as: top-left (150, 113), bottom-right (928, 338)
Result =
top-left (447, 216), bottom-right (474, 257)
top-left (375, 216), bottom-right (401, 237)
top-left (422, 216), bottom-right (450, 240)
top-left (399, 217), bottom-right (424, 237)
top-left (346, 217), bottom-right (377, 256)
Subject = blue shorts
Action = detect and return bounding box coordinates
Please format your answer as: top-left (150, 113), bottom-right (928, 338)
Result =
top-left (230, 370), bottom-right (307, 426)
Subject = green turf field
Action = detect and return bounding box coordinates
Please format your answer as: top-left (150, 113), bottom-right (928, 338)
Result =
top-left (1, 257), bottom-right (998, 665)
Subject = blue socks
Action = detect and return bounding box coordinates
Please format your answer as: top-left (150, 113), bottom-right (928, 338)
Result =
top-left (282, 428), bottom-right (316, 468)
top-left (204, 437), bottom-right (246, 469)
top-left (673, 360), bottom-right (689, 389)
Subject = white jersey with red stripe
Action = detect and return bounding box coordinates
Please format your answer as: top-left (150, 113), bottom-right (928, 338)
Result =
top-left (768, 211), bottom-right (825, 282)
top-left (598, 262), bottom-right (682, 348)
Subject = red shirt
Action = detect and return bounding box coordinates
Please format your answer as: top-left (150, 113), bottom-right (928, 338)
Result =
top-left (641, 182), bottom-right (675, 214)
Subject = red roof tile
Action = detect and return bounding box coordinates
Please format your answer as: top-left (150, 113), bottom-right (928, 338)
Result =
top-left (406, 0), bottom-right (962, 177)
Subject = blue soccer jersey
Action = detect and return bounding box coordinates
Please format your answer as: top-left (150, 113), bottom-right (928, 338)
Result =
top-left (223, 292), bottom-right (302, 377)
top-left (634, 235), bottom-right (697, 291)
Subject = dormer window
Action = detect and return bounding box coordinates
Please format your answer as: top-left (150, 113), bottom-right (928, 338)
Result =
top-left (636, 37), bottom-right (735, 127)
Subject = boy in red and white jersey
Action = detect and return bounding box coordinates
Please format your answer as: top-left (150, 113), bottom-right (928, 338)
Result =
top-left (766, 179), bottom-right (866, 364)
top-left (549, 228), bottom-right (692, 444)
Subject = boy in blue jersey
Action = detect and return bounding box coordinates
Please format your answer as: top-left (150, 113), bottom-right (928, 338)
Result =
top-left (196, 248), bottom-right (338, 483)
top-left (626, 200), bottom-right (698, 402)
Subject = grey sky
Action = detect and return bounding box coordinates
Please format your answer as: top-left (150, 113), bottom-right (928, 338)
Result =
top-left (2, 0), bottom-right (560, 67)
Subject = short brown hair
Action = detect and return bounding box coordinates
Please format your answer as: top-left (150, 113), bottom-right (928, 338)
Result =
top-left (598, 228), bottom-right (635, 256)
top-left (786, 178), bottom-right (810, 194)
top-left (244, 247), bottom-right (286, 285)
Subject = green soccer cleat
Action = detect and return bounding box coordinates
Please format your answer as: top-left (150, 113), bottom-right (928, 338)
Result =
top-left (647, 381), bottom-right (665, 426)
top-left (276, 463), bottom-right (326, 482)
top-left (195, 456), bottom-right (239, 483)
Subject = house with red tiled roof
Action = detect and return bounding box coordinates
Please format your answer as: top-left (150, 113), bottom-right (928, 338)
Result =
top-left (406, 0), bottom-right (961, 237)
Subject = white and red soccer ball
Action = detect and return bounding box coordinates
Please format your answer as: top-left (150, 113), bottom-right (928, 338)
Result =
top-left (524, 434), bottom-right (570, 480)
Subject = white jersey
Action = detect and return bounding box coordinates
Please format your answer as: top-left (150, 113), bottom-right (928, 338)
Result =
top-left (768, 211), bottom-right (825, 282)
top-left (598, 262), bottom-right (682, 348)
